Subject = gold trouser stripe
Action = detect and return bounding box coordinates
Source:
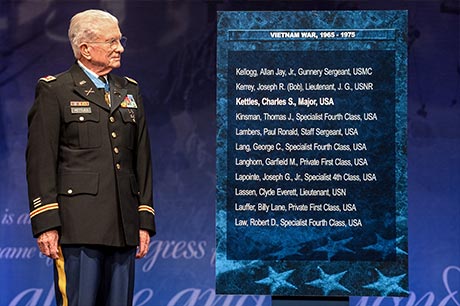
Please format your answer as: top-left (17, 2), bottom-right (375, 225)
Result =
top-left (55, 246), bottom-right (68, 306)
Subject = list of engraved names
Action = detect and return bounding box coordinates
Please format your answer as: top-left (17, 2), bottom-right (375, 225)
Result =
top-left (226, 50), bottom-right (396, 260)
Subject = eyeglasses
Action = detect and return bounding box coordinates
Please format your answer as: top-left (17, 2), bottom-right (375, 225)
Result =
top-left (86, 36), bottom-right (127, 49)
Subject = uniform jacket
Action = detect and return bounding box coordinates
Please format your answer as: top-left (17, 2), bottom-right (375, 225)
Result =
top-left (26, 63), bottom-right (156, 247)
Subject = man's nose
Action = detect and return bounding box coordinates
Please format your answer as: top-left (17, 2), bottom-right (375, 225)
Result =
top-left (115, 42), bottom-right (124, 53)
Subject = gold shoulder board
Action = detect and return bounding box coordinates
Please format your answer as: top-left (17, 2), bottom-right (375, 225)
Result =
top-left (39, 75), bottom-right (56, 82)
top-left (124, 76), bottom-right (138, 85)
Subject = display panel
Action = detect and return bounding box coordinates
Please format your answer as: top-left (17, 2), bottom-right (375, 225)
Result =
top-left (216, 10), bottom-right (408, 297)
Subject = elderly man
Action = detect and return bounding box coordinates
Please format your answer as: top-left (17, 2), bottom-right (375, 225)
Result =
top-left (26, 9), bottom-right (155, 305)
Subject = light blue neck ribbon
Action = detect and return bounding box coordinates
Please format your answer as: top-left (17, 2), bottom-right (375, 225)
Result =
top-left (77, 61), bottom-right (109, 92)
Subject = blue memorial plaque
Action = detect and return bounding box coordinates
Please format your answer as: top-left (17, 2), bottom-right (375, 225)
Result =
top-left (216, 11), bottom-right (407, 297)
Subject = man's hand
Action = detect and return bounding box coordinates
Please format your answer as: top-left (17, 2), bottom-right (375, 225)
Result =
top-left (37, 230), bottom-right (59, 259)
top-left (136, 229), bottom-right (150, 259)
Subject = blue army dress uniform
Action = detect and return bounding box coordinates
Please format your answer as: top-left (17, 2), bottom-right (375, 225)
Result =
top-left (26, 63), bottom-right (156, 305)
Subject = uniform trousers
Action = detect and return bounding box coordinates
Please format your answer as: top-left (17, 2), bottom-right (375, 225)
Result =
top-left (53, 245), bottom-right (136, 306)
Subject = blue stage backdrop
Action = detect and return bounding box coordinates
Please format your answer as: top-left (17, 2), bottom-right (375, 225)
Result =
top-left (0, 1), bottom-right (459, 306)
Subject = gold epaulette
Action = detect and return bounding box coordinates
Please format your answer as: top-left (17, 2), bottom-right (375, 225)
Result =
top-left (124, 76), bottom-right (138, 85)
top-left (39, 75), bottom-right (56, 82)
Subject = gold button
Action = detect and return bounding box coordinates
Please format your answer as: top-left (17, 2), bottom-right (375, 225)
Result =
top-left (79, 116), bottom-right (84, 121)
top-left (67, 189), bottom-right (73, 194)
top-left (111, 132), bottom-right (117, 138)
top-left (113, 147), bottom-right (119, 154)
top-left (116, 163), bottom-right (121, 170)
top-left (109, 116), bottom-right (115, 123)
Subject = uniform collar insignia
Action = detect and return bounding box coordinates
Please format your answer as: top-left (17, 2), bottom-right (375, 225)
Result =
top-left (84, 88), bottom-right (95, 96)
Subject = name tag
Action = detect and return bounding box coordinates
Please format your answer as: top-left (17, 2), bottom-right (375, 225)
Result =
top-left (71, 107), bottom-right (92, 114)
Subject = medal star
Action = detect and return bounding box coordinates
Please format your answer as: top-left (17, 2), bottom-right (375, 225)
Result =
top-left (363, 268), bottom-right (408, 296)
top-left (313, 236), bottom-right (354, 260)
top-left (255, 266), bottom-right (297, 293)
top-left (305, 266), bottom-right (350, 295)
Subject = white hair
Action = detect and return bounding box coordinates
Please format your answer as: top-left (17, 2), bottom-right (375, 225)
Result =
top-left (68, 9), bottom-right (119, 59)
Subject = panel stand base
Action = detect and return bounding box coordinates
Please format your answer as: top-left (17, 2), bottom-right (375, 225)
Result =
top-left (272, 296), bottom-right (349, 306)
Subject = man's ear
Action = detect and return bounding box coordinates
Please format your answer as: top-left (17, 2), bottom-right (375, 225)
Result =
top-left (80, 43), bottom-right (91, 60)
